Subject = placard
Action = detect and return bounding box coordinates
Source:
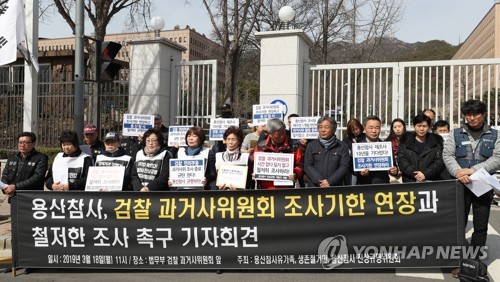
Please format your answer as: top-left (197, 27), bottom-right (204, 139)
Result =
top-left (169, 158), bottom-right (205, 187)
top-left (352, 142), bottom-right (394, 171)
top-left (168, 126), bottom-right (193, 147)
top-left (253, 152), bottom-right (294, 181)
top-left (12, 181), bottom-right (464, 270)
top-left (252, 104), bottom-right (283, 126)
top-left (216, 165), bottom-right (248, 189)
top-left (209, 118), bottom-right (239, 141)
top-left (85, 166), bottom-right (125, 191)
top-left (290, 117), bottom-right (320, 139)
top-left (122, 114), bottom-right (155, 137)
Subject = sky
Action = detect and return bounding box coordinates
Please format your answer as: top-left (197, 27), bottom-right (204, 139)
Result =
top-left (39, 0), bottom-right (496, 45)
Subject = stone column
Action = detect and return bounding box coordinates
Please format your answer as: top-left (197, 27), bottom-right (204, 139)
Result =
top-left (128, 38), bottom-right (186, 126)
top-left (255, 30), bottom-right (313, 117)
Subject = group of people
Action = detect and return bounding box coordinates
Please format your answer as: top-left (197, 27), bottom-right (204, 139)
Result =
top-left (1, 100), bottom-right (499, 277)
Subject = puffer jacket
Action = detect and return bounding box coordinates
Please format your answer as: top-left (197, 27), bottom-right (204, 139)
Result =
top-left (396, 132), bottom-right (445, 182)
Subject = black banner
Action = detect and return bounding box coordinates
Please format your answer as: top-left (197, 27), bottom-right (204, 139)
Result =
top-left (12, 180), bottom-right (465, 269)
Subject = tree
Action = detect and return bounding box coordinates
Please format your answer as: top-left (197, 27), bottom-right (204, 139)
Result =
top-left (202, 0), bottom-right (265, 106)
top-left (249, 0), bottom-right (403, 64)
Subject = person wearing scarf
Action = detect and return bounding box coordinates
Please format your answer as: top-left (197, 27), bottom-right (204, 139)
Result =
top-left (170, 126), bottom-right (210, 190)
top-left (304, 116), bottom-right (350, 187)
top-left (207, 126), bottom-right (251, 190)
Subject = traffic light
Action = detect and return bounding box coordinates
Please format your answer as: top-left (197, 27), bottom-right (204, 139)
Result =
top-left (96, 41), bottom-right (122, 81)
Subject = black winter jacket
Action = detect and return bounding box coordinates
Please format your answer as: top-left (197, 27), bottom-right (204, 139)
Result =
top-left (396, 132), bottom-right (445, 182)
top-left (304, 137), bottom-right (350, 187)
top-left (1, 149), bottom-right (48, 191)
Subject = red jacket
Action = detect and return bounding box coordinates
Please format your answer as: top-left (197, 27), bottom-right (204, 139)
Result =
top-left (252, 135), bottom-right (303, 189)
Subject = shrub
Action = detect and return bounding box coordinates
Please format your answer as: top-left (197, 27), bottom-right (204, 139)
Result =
top-left (37, 147), bottom-right (61, 167)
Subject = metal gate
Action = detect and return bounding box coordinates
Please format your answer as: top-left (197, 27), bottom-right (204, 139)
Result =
top-left (306, 58), bottom-right (500, 135)
top-left (174, 60), bottom-right (218, 127)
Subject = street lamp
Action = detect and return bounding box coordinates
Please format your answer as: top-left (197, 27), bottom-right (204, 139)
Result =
top-left (278, 6), bottom-right (295, 30)
top-left (150, 16), bottom-right (165, 37)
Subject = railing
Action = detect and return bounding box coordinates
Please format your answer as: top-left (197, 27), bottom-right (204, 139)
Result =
top-left (174, 60), bottom-right (218, 128)
top-left (306, 58), bottom-right (500, 137)
top-left (0, 65), bottom-right (129, 149)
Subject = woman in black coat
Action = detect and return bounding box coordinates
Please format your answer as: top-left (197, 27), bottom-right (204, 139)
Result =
top-left (396, 114), bottom-right (445, 183)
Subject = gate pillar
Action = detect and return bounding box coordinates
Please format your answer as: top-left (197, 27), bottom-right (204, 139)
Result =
top-left (128, 38), bottom-right (185, 126)
top-left (255, 30), bottom-right (313, 117)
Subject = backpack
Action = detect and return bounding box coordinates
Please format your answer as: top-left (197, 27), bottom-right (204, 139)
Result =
top-left (459, 258), bottom-right (489, 282)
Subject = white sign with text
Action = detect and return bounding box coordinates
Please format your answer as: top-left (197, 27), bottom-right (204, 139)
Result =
top-left (252, 104), bottom-right (283, 126)
top-left (352, 142), bottom-right (394, 171)
top-left (122, 114), bottom-right (155, 137)
top-left (209, 118), bottom-right (239, 140)
top-left (169, 159), bottom-right (205, 187)
top-left (290, 117), bottom-right (320, 139)
top-left (253, 152), bottom-right (294, 182)
top-left (85, 166), bottom-right (125, 191)
top-left (167, 126), bottom-right (193, 147)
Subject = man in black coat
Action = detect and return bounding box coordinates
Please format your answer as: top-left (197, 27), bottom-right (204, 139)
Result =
top-left (1, 132), bottom-right (48, 200)
top-left (304, 116), bottom-right (350, 187)
top-left (396, 114), bottom-right (445, 183)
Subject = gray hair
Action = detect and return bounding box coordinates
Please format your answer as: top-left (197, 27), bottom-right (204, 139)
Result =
top-left (266, 118), bottom-right (285, 134)
top-left (317, 116), bottom-right (337, 131)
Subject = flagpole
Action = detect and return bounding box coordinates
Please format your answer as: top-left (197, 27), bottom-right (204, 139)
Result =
top-left (23, 0), bottom-right (38, 132)
top-left (74, 0), bottom-right (85, 141)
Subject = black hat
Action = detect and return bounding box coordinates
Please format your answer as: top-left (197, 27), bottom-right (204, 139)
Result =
top-left (104, 132), bottom-right (120, 142)
top-left (221, 103), bottom-right (231, 110)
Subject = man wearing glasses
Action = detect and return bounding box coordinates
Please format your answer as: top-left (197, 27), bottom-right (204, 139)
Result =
top-left (1, 132), bottom-right (48, 201)
top-left (443, 99), bottom-right (500, 278)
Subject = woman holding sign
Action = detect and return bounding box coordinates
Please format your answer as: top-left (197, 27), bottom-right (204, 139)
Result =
top-left (169, 126), bottom-right (210, 190)
top-left (131, 128), bottom-right (171, 192)
top-left (396, 114), bottom-right (445, 182)
top-left (207, 126), bottom-right (251, 190)
top-left (46, 131), bottom-right (93, 191)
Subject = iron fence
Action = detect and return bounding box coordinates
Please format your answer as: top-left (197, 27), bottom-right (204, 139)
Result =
top-left (0, 65), bottom-right (129, 150)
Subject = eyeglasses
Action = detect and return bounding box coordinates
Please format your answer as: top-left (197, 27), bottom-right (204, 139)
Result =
top-left (18, 141), bottom-right (33, 145)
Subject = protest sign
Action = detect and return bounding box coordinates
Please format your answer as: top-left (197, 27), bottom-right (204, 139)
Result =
top-left (168, 126), bottom-right (193, 147)
top-left (252, 104), bottom-right (283, 126)
top-left (254, 152), bottom-right (294, 181)
top-left (169, 159), bottom-right (205, 187)
top-left (352, 142), bottom-right (393, 171)
top-left (122, 114), bottom-right (154, 137)
top-left (85, 166), bottom-right (125, 191)
top-left (209, 118), bottom-right (239, 140)
top-left (290, 117), bottom-right (320, 139)
top-left (216, 165), bottom-right (248, 189)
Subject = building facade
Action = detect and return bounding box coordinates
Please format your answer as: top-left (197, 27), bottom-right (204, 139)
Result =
top-left (453, 3), bottom-right (500, 59)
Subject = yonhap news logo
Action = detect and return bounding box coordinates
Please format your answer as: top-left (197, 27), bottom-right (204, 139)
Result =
top-left (318, 235), bottom-right (488, 270)
top-left (317, 235), bottom-right (348, 270)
